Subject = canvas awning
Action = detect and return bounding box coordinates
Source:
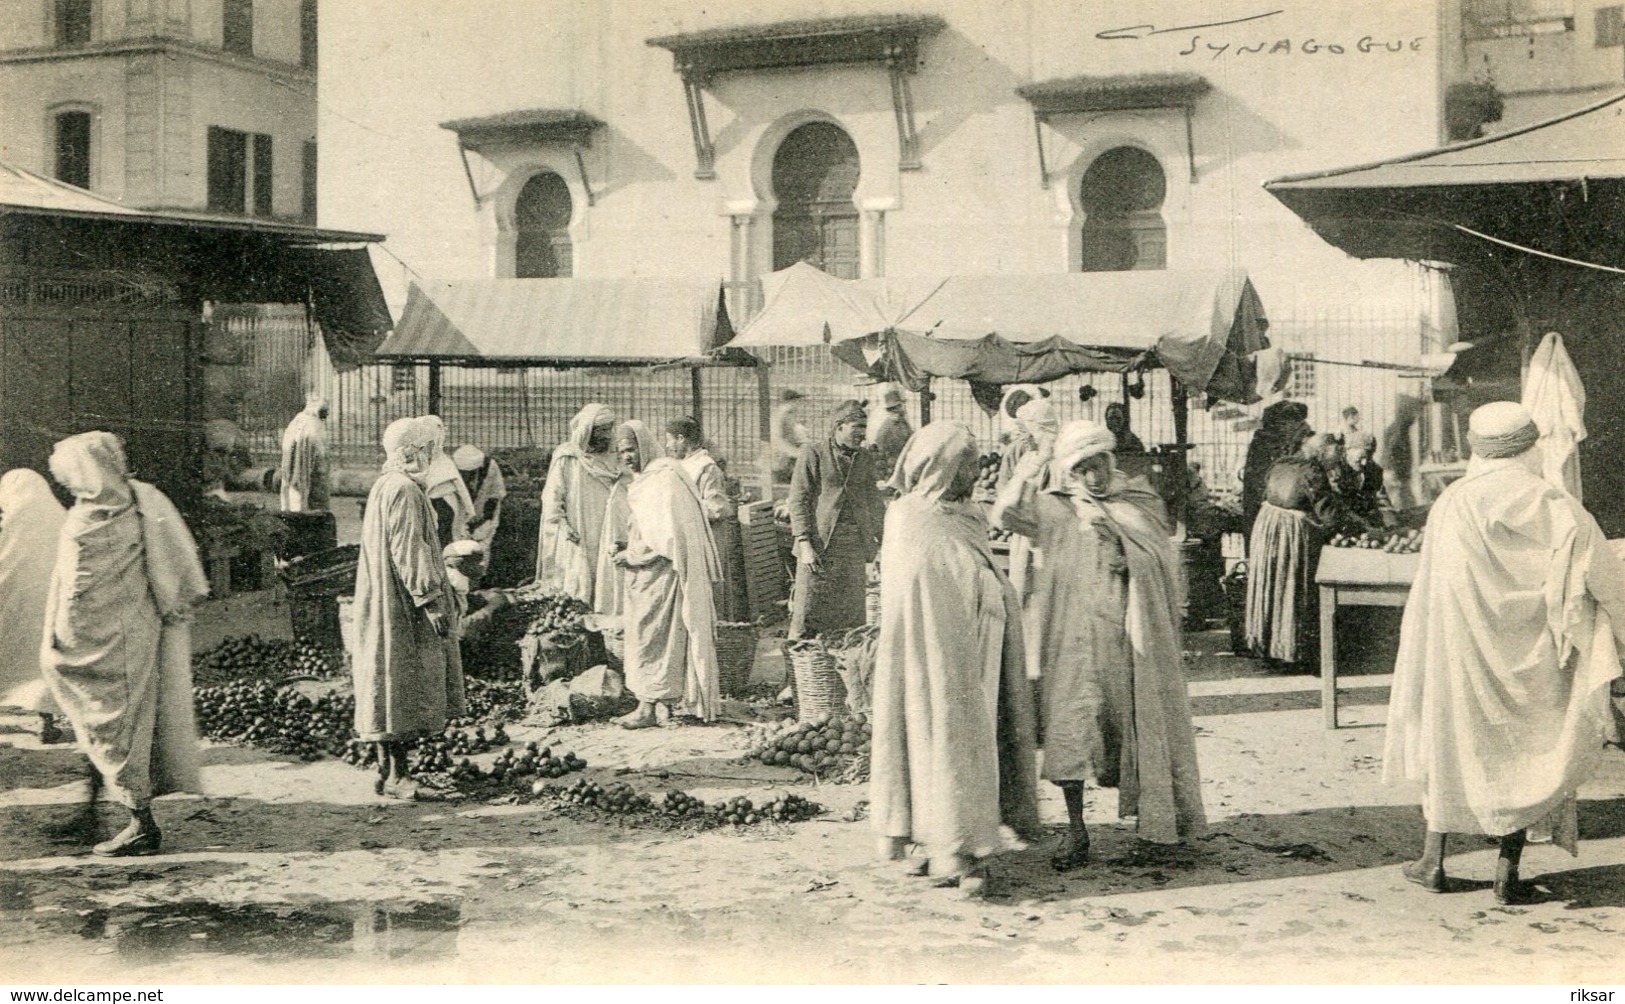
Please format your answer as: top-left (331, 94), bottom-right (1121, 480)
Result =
top-left (729, 263), bottom-right (1270, 401)
top-left (1264, 91), bottom-right (1625, 268)
top-left (376, 277), bottom-right (737, 365)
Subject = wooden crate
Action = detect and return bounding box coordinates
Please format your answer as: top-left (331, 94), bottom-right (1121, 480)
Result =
top-left (739, 501), bottom-right (788, 623)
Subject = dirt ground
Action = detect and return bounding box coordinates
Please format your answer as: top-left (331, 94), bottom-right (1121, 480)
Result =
top-left (3, 607), bottom-right (1623, 984)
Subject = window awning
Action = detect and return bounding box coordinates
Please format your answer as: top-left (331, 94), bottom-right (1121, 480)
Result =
top-left (727, 262), bottom-right (1271, 402)
top-left (439, 109), bottom-right (605, 207)
top-left (439, 109), bottom-right (605, 151)
top-left (1264, 91), bottom-right (1625, 267)
top-left (375, 277), bottom-right (738, 366)
top-left (647, 14), bottom-right (946, 177)
top-left (1017, 73), bottom-right (1210, 188)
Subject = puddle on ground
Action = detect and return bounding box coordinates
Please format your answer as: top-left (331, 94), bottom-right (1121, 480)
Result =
top-left (57, 899), bottom-right (461, 961)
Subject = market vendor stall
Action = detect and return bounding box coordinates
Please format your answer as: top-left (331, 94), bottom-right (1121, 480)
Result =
top-left (1315, 544), bottom-right (1421, 729)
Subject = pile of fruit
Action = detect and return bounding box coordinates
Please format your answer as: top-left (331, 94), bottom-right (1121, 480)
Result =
top-left (486, 741), bottom-right (587, 784)
top-left (337, 723), bottom-right (513, 772)
top-left (451, 679), bottom-right (526, 727)
top-left (194, 681), bottom-right (355, 761)
top-left (193, 635), bottom-right (343, 686)
top-left (987, 525), bottom-right (1013, 544)
top-left (509, 585), bottom-right (594, 649)
top-left (1330, 527), bottom-right (1425, 553)
top-left (973, 451), bottom-right (1003, 500)
top-left (750, 712), bottom-right (873, 780)
top-left (541, 778), bottom-right (825, 828)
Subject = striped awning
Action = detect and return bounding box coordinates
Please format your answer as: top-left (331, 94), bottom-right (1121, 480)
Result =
top-left (376, 277), bottom-right (735, 364)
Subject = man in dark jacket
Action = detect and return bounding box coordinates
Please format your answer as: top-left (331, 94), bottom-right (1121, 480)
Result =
top-left (788, 399), bottom-right (884, 639)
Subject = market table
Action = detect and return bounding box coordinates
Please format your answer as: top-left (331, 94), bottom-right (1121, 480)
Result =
top-left (1315, 546), bottom-right (1420, 729)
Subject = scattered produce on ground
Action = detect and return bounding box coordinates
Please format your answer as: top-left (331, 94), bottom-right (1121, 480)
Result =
top-left (749, 712), bottom-right (872, 782)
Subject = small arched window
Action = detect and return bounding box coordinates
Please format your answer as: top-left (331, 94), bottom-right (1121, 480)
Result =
top-left (1079, 147), bottom-right (1167, 272)
top-left (514, 172), bottom-right (573, 279)
top-left (54, 110), bottom-right (92, 189)
top-left (771, 122), bottom-right (861, 279)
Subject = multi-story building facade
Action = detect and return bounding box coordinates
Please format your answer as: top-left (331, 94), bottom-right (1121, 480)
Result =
top-left (312, 1), bottom-right (1475, 484)
top-left (1450, 0), bottom-right (1625, 130)
top-left (0, 0), bottom-right (319, 220)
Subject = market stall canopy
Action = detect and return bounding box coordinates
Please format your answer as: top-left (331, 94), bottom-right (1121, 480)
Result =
top-left (0, 161), bottom-right (391, 372)
top-left (1264, 91), bottom-right (1625, 268)
top-left (376, 277), bottom-right (735, 365)
top-left (729, 262), bottom-right (1269, 401)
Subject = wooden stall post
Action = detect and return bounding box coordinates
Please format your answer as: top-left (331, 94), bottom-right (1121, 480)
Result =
top-left (1170, 377), bottom-right (1191, 536)
top-left (427, 360), bottom-right (442, 416)
top-left (756, 361), bottom-right (774, 500)
top-left (919, 377), bottom-right (933, 425)
top-left (690, 364), bottom-right (704, 421)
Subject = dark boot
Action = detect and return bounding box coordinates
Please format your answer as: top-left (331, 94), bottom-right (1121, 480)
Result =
top-left (93, 807), bottom-right (161, 858)
top-left (1402, 830), bottom-right (1446, 892)
top-left (44, 761), bottom-right (102, 845)
top-left (1494, 830), bottom-right (1530, 905)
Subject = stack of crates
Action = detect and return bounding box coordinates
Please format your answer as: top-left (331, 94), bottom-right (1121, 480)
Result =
top-left (738, 500), bottom-right (788, 623)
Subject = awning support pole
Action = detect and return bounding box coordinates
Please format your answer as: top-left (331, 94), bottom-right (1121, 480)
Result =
top-left (1184, 106), bottom-right (1197, 183)
top-left (428, 361), bottom-right (442, 417)
top-left (886, 49), bottom-right (923, 170)
top-left (1032, 111), bottom-right (1050, 189)
top-left (455, 141), bottom-right (481, 205)
top-left (680, 72), bottom-right (717, 180)
top-left (756, 361), bottom-right (774, 499)
top-left (573, 146), bottom-right (596, 206)
top-left (690, 365), bottom-right (704, 422)
top-left (920, 378), bottom-right (933, 425)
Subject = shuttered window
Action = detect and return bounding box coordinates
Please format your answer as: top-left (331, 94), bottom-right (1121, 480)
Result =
top-left (55, 111), bottom-right (92, 189)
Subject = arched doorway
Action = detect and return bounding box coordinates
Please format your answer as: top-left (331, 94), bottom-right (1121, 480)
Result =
top-left (1079, 147), bottom-right (1167, 272)
top-left (771, 122), bottom-right (860, 279)
top-left (514, 172), bottom-right (573, 278)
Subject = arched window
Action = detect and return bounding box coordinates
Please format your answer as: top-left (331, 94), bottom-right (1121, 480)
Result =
top-left (54, 110), bottom-right (92, 189)
top-left (1079, 147), bottom-right (1167, 272)
top-left (514, 172), bottom-right (573, 279)
top-left (772, 122), bottom-right (860, 279)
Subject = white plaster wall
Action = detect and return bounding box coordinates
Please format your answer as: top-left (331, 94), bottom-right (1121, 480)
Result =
top-left (320, 0), bottom-right (1448, 360)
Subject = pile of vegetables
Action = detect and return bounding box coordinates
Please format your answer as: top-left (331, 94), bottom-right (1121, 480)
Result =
top-left (192, 635), bottom-right (343, 686)
top-left (541, 778), bottom-right (825, 828)
top-left (509, 585), bottom-right (594, 649)
top-left (487, 741), bottom-right (587, 784)
top-left (1330, 528), bottom-right (1425, 553)
top-left (194, 681), bottom-right (356, 761)
top-left (750, 712), bottom-right (873, 781)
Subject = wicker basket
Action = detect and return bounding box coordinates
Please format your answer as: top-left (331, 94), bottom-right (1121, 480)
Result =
top-left (715, 622), bottom-right (759, 698)
top-left (785, 638), bottom-right (845, 723)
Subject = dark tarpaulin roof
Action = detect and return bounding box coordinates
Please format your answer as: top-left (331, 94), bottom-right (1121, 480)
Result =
top-left (439, 109), bottom-right (605, 150)
top-left (1264, 91), bottom-right (1625, 268)
top-left (283, 248), bottom-right (393, 371)
top-left (731, 263), bottom-right (1271, 403)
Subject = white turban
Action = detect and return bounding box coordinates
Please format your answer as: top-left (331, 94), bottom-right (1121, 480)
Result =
top-left (1015, 397), bottom-right (1058, 440)
top-left (453, 444), bottom-right (485, 471)
top-left (1052, 420), bottom-right (1117, 474)
top-left (1467, 401), bottom-right (1539, 459)
top-left (382, 416), bottom-right (435, 475)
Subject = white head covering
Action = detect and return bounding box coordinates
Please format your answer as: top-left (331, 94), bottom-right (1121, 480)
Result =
top-left (1015, 397), bottom-right (1059, 441)
top-left (1000, 384), bottom-right (1045, 420)
top-left (382, 416), bottom-right (434, 476)
top-left (453, 444), bottom-right (485, 471)
top-left (302, 392), bottom-right (327, 418)
top-left (49, 431), bottom-right (133, 508)
top-left (887, 421), bottom-right (979, 502)
top-left (1052, 420), bottom-right (1117, 474)
top-left (1468, 401), bottom-right (1540, 459)
top-left (418, 414), bottom-right (448, 459)
top-left (615, 419), bottom-right (665, 473)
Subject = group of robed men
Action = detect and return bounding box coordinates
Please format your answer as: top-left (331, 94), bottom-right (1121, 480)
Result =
top-left (2, 391), bottom-right (1620, 905)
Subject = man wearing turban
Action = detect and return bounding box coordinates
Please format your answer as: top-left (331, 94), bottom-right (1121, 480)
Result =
top-left (787, 400), bottom-right (884, 639)
top-left (993, 420), bottom-right (1205, 867)
top-left (352, 417), bottom-right (462, 800)
top-left (538, 403), bottom-right (625, 612)
top-left (871, 422), bottom-right (1041, 893)
top-left (278, 392), bottom-right (330, 512)
top-left (1384, 402), bottom-right (1625, 904)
